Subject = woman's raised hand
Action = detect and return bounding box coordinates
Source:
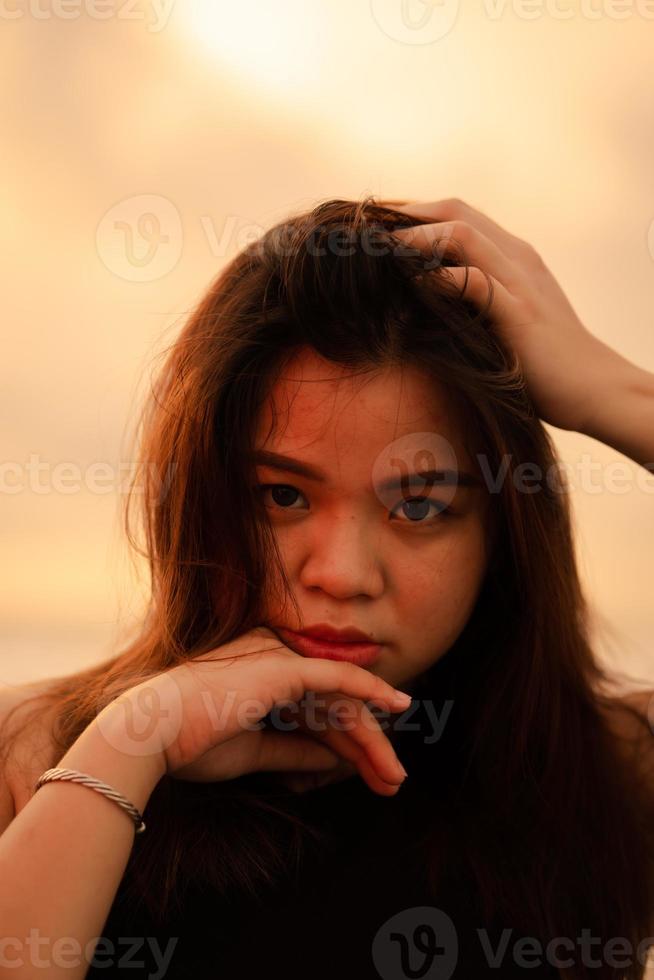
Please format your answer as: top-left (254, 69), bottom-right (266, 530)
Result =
top-left (391, 197), bottom-right (620, 435)
top-left (118, 627), bottom-right (411, 797)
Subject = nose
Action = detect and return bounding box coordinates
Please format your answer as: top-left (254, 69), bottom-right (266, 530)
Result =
top-left (298, 515), bottom-right (385, 599)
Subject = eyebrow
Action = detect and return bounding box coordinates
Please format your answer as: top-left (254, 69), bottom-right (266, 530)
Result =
top-left (248, 449), bottom-right (483, 491)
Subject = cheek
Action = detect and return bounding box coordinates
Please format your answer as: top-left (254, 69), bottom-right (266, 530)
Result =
top-left (403, 527), bottom-right (489, 647)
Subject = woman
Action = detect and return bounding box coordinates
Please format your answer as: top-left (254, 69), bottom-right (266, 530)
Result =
top-left (1, 196), bottom-right (653, 979)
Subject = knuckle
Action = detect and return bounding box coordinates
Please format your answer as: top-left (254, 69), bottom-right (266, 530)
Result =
top-left (448, 219), bottom-right (472, 244)
top-left (362, 703), bottom-right (382, 731)
top-left (520, 240), bottom-right (544, 264)
top-left (441, 196), bottom-right (466, 215)
top-left (464, 265), bottom-right (485, 286)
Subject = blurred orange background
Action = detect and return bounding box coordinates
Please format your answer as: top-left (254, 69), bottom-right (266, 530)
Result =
top-left (1, 0), bottom-right (653, 688)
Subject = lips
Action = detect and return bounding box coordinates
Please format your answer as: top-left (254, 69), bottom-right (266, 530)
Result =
top-left (275, 626), bottom-right (382, 668)
top-left (295, 623), bottom-right (375, 643)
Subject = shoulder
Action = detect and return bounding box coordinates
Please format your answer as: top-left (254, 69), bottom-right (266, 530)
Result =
top-left (0, 679), bottom-right (60, 819)
top-left (0, 678), bottom-right (55, 713)
top-left (597, 686), bottom-right (654, 779)
top-left (598, 686), bottom-right (653, 733)
top-left (0, 678), bottom-right (58, 733)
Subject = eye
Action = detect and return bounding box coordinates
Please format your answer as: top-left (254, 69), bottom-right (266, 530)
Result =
top-left (390, 495), bottom-right (453, 524)
top-left (257, 484), bottom-right (307, 510)
top-left (255, 484), bottom-right (453, 524)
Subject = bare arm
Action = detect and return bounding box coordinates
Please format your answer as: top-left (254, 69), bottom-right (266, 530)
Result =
top-left (0, 630), bottom-right (413, 977)
top-left (0, 698), bottom-right (166, 979)
top-left (391, 198), bottom-right (654, 474)
top-left (579, 349), bottom-right (654, 472)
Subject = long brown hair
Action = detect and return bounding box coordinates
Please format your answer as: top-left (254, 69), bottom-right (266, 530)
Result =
top-left (2, 197), bottom-right (654, 975)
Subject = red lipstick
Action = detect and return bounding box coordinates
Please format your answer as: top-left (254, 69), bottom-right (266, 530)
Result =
top-left (275, 624), bottom-right (382, 667)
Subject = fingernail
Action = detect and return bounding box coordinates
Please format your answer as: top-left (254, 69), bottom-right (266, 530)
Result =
top-left (392, 689), bottom-right (412, 706)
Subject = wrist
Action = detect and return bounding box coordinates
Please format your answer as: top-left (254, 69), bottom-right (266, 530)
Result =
top-left (570, 340), bottom-right (620, 434)
top-left (579, 348), bottom-right (654, 468)
top-left (56, 694), bottom-right (167, 814)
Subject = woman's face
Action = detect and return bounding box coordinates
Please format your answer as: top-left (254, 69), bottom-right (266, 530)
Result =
top-left (254, 347), bottom-right (492, 692)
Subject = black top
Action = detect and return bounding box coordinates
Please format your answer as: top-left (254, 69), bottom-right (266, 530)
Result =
top-left (87, 779), bottom-right (563, 979)
top-left (85, 687), bottom-right (564, 979)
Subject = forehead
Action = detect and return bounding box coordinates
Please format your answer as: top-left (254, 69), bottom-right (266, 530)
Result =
top-left (254, 348), bottom-right (475, 471)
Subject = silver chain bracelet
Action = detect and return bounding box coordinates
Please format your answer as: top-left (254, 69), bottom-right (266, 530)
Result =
top-left (35, 768), bottom-right (146, 834)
